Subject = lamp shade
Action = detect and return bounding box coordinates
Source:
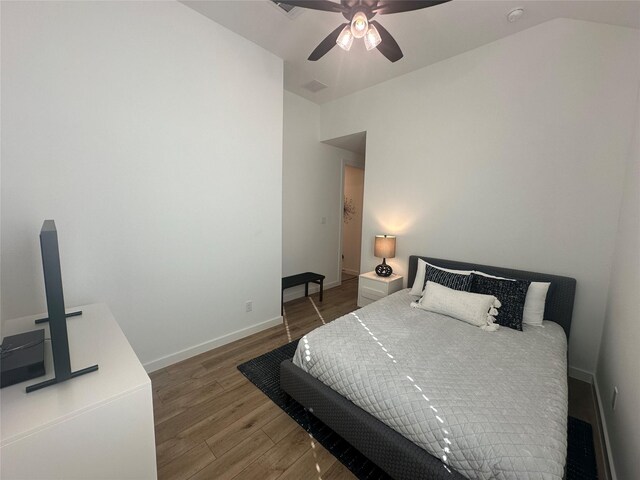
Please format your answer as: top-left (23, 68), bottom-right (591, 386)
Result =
top-left (374, 235), bottom-right (396, 259)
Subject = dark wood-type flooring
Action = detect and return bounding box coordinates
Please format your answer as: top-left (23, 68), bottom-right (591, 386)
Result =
top-left (150, 276), bottom-right (610, 480)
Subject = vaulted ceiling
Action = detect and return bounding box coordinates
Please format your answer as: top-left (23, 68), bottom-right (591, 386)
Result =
top-left (182, 1), bottom-right (640, 104)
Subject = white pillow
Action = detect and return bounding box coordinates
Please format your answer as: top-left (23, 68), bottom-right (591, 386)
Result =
top-left (413, 281), bottom-right (501, 331)
top-left (409, 259), bottom-right (473, 296)
top-left (472, 270), bottom-right (550, 327)
top-left (521, 282), bottom-right (550, 327)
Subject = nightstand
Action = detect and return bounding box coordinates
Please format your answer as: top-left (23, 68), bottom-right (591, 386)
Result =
top-left (357, 272), bottom-right (404, 307)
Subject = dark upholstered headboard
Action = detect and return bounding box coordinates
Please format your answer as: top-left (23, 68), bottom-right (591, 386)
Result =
top-left (408, 256), bottom-right (577, 338)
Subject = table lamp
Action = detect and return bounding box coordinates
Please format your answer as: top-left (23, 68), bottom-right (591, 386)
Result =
top-left (374, 235), bottom-right (396, 277)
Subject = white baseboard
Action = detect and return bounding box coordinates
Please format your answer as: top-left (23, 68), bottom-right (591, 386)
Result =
top-left (341, 268), bottom-right (359, 276)
top-left (143, 315), bottom-right (283, 373)
top-left (282, 280), bottom-right (340, 303)
top-left (594, 375), bottom-right (618, 480)
top-left (569, 366), bottom-right (594, 384)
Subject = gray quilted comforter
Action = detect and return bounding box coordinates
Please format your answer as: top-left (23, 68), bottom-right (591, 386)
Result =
top-left (292, 289), bottom-right (568, 480)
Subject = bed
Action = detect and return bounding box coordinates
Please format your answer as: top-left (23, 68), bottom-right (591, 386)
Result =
top-left (280, 256), bottom-right (576, 480)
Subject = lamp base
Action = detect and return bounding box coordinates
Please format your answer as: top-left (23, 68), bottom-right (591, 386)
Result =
top-left (375, 262), bottom-right (392, 277)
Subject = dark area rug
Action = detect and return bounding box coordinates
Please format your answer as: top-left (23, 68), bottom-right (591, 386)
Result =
top-left (238, 340), bottom-right (598, 480)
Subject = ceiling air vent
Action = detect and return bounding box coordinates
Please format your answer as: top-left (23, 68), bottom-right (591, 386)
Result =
top-left (270, 0), bottom-right (304, 18)
top-left (302, 80), bottom-right (328, 93)
top-left (271, 0), bottom-right (296, 13)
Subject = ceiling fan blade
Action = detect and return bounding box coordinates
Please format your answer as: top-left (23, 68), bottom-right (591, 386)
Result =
top-left (308, 23), bottom-right (349, 61)
top-left (276, 0), bottom-right (345, 13)
top-left (370, 20), bottom-right (403, 62)
top-left (373, 0), bottom-right (451, 15)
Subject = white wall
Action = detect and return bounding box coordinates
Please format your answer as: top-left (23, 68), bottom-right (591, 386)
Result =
top-left (319, 19), bottom-right (640, 374)
top-left (1, 1), bottom-right (283, 370)
top-left (342, 165), bottom-right (364, 275)
top-left (595, 87), bottom-right (640, 480)
top-left (282, 91), bottom-right (363, 301)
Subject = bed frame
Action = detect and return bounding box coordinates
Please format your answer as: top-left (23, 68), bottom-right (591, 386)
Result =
top-left (280, 256), bottom-right (577, 480)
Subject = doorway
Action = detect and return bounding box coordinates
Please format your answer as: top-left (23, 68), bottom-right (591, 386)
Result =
top-left (341, 163), bottom-right (364, 282)
top-left (322, 131), bottom-right (366, 286)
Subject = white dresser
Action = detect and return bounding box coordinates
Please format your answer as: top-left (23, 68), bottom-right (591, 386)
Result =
top-left (357, 272), bottom-right (404, 307)
top-left (0, 303), bottom-right (157, 479)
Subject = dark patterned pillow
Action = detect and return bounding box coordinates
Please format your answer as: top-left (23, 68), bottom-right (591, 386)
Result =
top-left (423, 264), bottom-right (473, 292)
top-left (470, 274), bottom-right (530, 331)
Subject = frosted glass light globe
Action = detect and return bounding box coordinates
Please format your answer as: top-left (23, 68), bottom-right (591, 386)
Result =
top-left (350, 11), bottom-right (368, 39)
top-left (364, 24), bottom-right (381, 51)
top-left (336, 25), bottom-right (354, 51)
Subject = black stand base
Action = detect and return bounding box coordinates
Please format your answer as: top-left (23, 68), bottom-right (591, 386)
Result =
top-left (35, 310), bottom-right (83, 324)
top-left (26, 364), bottom-right (99, 393)
top-left (27, 309), bottom-right (97, 393)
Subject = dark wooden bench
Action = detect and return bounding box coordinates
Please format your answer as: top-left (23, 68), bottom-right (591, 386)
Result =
top-left (282, 272), bottom-right (325, 314)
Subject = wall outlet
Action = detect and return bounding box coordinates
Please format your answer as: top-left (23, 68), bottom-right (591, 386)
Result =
top-left (612, 386), bottom-right (619, 411)
top-left (245, 301), bottom-right (252, 313)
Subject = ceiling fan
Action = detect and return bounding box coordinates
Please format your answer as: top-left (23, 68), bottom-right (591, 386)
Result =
top-left (277, 0), bottom-right (451, 62)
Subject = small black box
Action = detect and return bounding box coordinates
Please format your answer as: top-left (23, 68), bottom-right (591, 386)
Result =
top-left (1, 329), bottom-right (46, 388)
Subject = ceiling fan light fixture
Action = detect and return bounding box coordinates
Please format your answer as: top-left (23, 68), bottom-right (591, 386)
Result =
top-left (350, 10), bottom-right (368, 39)
top-left (284, 0), bottom-right (452, 62)
top-left (336, 25), bottom-right (354, 51)
top-left (364, 24), bottom-right (382, 51)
